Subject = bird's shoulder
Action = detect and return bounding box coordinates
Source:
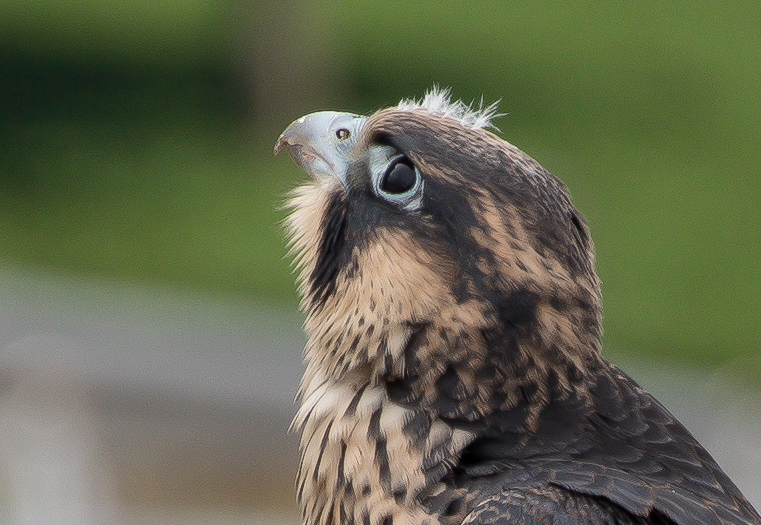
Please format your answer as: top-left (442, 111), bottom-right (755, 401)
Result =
top-left (450, 360), bottom-right (761, 525)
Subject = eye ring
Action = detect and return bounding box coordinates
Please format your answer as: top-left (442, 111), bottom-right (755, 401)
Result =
top-left (336, 128), bottom-right (351, 140)
top-left (367, 145), bottom-right (424, 211)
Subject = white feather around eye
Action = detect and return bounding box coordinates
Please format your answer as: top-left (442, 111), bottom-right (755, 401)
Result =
top-left (396, 85), bottom-right (503, 131)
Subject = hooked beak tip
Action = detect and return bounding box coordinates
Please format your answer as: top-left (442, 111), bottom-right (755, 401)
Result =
top-left (273, 134), bottom-right (288, 156)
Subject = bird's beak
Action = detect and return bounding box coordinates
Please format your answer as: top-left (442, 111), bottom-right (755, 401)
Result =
top-left (274, 111), bottom-right (364, 184)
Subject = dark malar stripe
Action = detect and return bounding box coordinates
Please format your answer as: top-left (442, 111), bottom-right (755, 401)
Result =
top-left (310, 192), bottom-right (348, 306)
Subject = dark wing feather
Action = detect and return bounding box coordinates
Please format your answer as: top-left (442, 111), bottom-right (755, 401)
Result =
top-left (455, 360), bottom-right (761, 525)
top-left (462, 484), bottom-right (673, 525)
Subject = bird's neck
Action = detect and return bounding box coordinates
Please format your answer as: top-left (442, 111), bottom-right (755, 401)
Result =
top-left (294, 293), bottom-right (602, 525)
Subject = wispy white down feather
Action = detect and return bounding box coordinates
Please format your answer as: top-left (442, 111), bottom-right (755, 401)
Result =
top-left (396, 85), bottom-right (503, 130)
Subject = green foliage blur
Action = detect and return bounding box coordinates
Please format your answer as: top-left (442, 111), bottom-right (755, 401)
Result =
top-left (1, 2), bottom-right (759, 373)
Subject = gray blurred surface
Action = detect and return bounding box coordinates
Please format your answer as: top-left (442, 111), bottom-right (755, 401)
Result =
top-left (0, 264), bottom-right (304, 523)
top-left (0, 265), bottom-right (305, 409)
top-left (0, 264), bottom-right (758, 522)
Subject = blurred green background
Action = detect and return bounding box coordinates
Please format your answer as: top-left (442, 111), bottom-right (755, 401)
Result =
top-left (1, 1), bottom-right (759, 373)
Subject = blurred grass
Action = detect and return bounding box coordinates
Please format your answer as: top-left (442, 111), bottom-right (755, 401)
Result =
top-left (0, 119), bottom-right (297, 302)
top-left (0, 1), bottom-right (759, 371)
top-left (0, 0), bottom-right (226, 65)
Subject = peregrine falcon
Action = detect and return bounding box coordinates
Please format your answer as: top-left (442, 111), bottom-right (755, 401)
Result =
top-left (275, 88), bottom-right (760, 525)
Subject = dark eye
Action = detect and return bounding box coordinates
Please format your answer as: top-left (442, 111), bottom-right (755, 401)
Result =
top-left (336, 128), bottom-right (350, 140)
top-left (380, 157), bottom-right (417, 194)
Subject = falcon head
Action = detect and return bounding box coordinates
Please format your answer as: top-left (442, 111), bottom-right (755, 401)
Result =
top-left (276, 87), bottom-right (601, 403)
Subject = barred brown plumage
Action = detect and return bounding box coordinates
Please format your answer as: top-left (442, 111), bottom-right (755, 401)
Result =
top-left (275, 88), bottom-right (761, 525)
